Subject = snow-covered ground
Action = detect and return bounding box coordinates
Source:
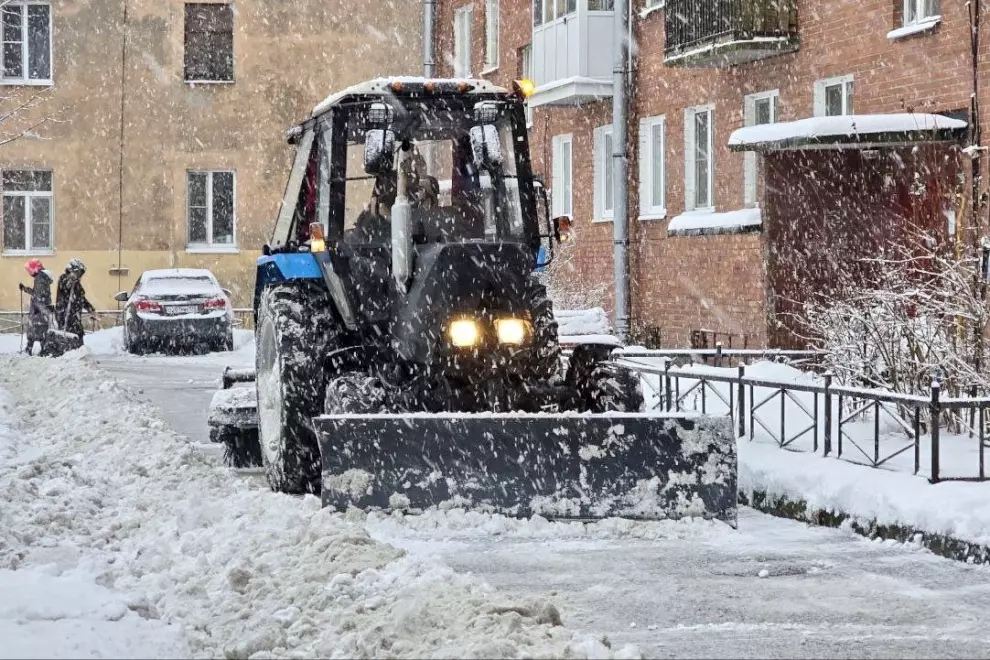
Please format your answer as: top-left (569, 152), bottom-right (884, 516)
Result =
top-left (0, 350), bottom-right (633, 659)
top-left (7, 331), bottom-right (990, 657)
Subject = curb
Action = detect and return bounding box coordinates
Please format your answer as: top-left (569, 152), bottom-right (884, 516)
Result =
top-left (741, 490), bottom-right (990, 566)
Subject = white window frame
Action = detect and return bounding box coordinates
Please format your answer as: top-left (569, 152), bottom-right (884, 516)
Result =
top-left (904, 0), bottom-right (939, 26)
top-left (1, 1), bottom-right (52, 86)
top-left (535, 0), bottom-right (578, 28)
top-left (638, 115), bottom-right (665, 219)
top-left (743, 90), bottom-right (778, 208)
top-left (186, 169), bottom-right (238, 252)
top-left (484, 0), bottom-right (499, 72)
top-left (593, 125), bottom-right (614, 222)
top-left (520, 44), bottom-right (533, 127)
top-left (551, 133), bottom-right (573, 218)
top-left (814, 75), bottom-right (854, 117)
top-left (1, 169), bottom-right (53, 255)
top-left (684, 104), bottom-right (715, 212)
top-left (454, 5), bottom-right (473, 78)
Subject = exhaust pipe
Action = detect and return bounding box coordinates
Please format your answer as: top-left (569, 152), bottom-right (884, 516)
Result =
top-left (391, 144), bottom-right (413, 291)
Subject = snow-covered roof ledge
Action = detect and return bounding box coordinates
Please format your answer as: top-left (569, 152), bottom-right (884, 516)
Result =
top-left (667, 208), bottom-right (762, 237)
top-left (728, 114), bottom-right (967, 153)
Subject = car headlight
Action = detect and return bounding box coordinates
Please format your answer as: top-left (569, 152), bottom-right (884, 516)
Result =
top-left (495, 318), bottom-right (528, 345)
top-left (448, 319), bottom-right (480, 347)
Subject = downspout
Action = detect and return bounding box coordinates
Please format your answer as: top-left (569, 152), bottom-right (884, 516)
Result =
top-left (611, 0), bottom-right (630, 341)
top-left (116, 0), bottom-right (129, 295)
top-left (423, 0), bottom-right (436, 78)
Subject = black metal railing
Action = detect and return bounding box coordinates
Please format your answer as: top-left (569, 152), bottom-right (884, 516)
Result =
top-left (664, 0), bottom-right (799, 61)
top-left (615, 357), bottom-right (990, 483)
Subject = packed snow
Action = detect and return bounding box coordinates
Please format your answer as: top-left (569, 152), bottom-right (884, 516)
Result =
top-left (886, 16), bottom-right (941, 39)
top-left (667, 208), bottom-right (762, 235)
top-left (728, 113), bottom-right (967, 150)
top-left (0, 354), bottom-right (637, 659)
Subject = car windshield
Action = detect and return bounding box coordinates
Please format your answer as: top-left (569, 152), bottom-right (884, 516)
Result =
top-left (340, 99), bottom-right (526, 244)
top-left (140, 276), bottom-right (217, 297)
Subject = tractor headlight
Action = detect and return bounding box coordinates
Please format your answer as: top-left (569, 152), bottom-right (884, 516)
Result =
top-left (495, 318), bottom-right (528, 345)
top-left (448, 319), bottom-right (480, 347)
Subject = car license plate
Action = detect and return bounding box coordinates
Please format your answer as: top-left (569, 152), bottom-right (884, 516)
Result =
top-left (167, 305), bottom-right (199, 316)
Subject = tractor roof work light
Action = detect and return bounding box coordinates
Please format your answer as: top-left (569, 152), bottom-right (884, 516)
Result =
top-left (512, 79), bottom-right (536, 100)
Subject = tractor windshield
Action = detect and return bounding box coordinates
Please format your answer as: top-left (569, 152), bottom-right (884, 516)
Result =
top-left (340, 97), bottom-right (529, 245)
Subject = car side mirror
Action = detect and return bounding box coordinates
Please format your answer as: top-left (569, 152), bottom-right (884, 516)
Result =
top-left (113, 291), bottom-right (129, 303)
top-left (364, 128), bottom-right (396, 175)
top-left (222, 288), bottom-right (232, 297)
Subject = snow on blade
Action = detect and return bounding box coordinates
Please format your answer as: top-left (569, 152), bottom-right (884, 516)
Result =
top-left (0, 356), bottom-right (640, 659)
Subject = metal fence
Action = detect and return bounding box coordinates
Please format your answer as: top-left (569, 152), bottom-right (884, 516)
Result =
top-left (0, 308), bottom-right (255, 333)
top-left (664, 0), bottom-right (799, 57)
top-left (615, 356), bottom-right (990, 483)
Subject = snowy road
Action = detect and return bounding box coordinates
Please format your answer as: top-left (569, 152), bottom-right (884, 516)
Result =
top-left (89, 341), bottom-right (990, 658)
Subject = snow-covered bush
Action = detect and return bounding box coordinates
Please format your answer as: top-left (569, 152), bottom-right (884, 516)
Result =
top-left (800, 230), bottom-right (990, 401)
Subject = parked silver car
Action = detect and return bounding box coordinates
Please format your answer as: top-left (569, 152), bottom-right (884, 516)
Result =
top-left (115, 268), bottom-right (234, 354)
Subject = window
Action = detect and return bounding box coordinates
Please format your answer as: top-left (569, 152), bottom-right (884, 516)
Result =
top-left (454, 6), bottom-right (473, 77)
top-left (588, 0), bottom-right (615, 9)
top-left (904, 0), bottom-right (939, 26)
top-left (184, 3), bottom-right (234, 82)
top-left (638, 115), bottom-right (665, 218)
top-left (814, 75), bottom-right (853, 117)
top-left (536, 0), bottom-right (577, 25)
top-left (743, 90), bottom-right (778, 207)
top-left (187, 171), bottom-right (236, 249)
top-left (684, 105), bottom-right (714, 210)
top-left (484, 0), bottom-right (499, 71)
top-left (2, 170), bottom-right (53, 253)
top-left (520, 44), bottom-right (533, 126)
top-left (551, 134), bottom-right (573, 217)
top-left (594, 125), bottom-right (614, 221)
top-left (1, 2), bottom-right (51, 84)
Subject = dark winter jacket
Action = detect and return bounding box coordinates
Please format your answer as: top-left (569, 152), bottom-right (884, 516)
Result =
top-left (25, 270), bottom-right (54, 335)
top-left (55, 272), bottom-right (95, 337)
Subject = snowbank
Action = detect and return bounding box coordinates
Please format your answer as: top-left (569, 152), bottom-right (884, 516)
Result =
top-left (0, 327), bottom-right (255, 359)
top-left (0, 355), bottom-right (636, 659)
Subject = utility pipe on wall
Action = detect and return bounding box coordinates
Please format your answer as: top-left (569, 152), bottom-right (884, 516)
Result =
top-left (423, 0), bottom-right (436, 78)
top-left (611, 0), bottom-right (631, 341)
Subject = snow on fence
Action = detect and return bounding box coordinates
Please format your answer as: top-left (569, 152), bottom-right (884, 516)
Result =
top-left (614, 355), bottom-right (990, 484)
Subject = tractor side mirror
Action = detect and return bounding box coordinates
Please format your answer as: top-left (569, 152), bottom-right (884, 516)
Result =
top-left (364, 128), bottom-right (396, 175)
top-left (469, 125), bottom-right (503, 169)
top-left (113, 291), bottom-right (129, 303)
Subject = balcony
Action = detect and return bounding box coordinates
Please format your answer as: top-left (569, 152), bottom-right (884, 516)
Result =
top-left (529, 0), bottom-right (615, 107)
top-left (664, 0), bottom-right (799, 68)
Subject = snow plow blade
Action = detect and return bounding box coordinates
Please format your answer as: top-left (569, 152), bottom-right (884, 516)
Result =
top-left (316, 413), bottom-right (737, 525)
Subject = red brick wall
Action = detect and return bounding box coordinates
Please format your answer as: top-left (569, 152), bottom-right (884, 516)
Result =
top-left (433, 0), bottom-right (990, 348)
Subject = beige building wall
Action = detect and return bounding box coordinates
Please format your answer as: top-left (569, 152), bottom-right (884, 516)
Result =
top-left (0, 0), bottom-right (421, 310)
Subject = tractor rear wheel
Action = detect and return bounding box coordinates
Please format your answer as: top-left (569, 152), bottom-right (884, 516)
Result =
top-left (256, 282), bottom-right (336, 494)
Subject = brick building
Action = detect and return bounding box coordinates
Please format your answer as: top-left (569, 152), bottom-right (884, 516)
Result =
top-left (433, 0), bottom-right (990, 348)
top-left (0, 0), bottom-right (420, 310)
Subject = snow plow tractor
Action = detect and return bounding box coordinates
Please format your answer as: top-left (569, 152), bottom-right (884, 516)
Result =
top-left (209, 78), bottom-right (738, 523)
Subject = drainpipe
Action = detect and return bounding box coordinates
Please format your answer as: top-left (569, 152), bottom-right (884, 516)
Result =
top-left (611, 0), bottom-right (631, 341)
top-left (423, 0), bottom-right (436, 78)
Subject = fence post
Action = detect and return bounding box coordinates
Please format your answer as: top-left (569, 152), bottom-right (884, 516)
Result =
top-left (970, 385), bottom-right (978, 438)
top-left (715, 342), bottom-right (723, 368)
top-left (664, 359), bottom-right (672, 413)
top-left (930, 380), bottom-right (941, 483)
top-left (737, 363), bottom-right (746, 438)
top-left (823, 371), bottom-right (832, 457)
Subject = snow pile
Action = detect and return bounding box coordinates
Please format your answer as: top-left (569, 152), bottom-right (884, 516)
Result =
top-left (554, 308), bottom-right (612, 336)
top-left (0, 355), bottom-right (637, 659)
top-left (667, 208), bottom-right (762, 235)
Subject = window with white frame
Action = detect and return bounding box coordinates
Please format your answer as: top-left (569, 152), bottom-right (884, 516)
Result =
top-left (1, 1), bottom-right (52, 84)
top-left (814, 75), bottom-right (853, 117)
top-left (454, 6), bottom-right (473, 77)
top-left (551, 134), bottom-right (573, 217)
top-left (520, 44), bottom-right (533, 126)
top-left (904, 0), bottom-right (939, 26)
top-left (684, 105), bottom-right (714, 210)
top-left (588, 0), bottom-right (614, 10)
top-left (638, 115), bottom-right (665, 218)
top-left (535, 0), bottom-right (577, 26)
top-left (2, 170), bottom-right (53, 253)
top-left (593, 125), bottom-right (614, 221)
top-left (484, 0), bottom-right (499, 71)
top-left (743, 90), bottom-right (778, 207)
top-left (188, 170), bottom-right (236, 249)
